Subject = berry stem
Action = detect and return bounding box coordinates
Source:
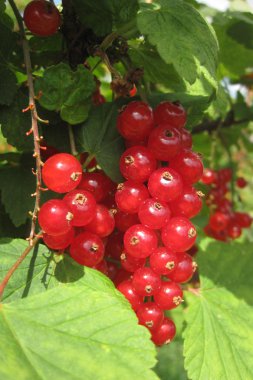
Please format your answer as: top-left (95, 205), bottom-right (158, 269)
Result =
top-left (68, 124), bottom-right (78, 156)
top-left (9, 0), bottom-right (42, 244)
top-left (0, 233), bottom-right (42, 301)
top-left (82, 153), bottom-right (95, 169)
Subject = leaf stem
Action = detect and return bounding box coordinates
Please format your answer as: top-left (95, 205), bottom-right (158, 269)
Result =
top-left (0, 233), bottom-right (42, 302)
top-left (68, 124), bottom-right (78, 156)
top-left (82, 153), bottom-right (95, 169)
top-left (8, 0), bottom-right (43, 244)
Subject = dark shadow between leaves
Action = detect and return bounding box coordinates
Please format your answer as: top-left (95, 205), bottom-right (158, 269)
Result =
top-left (54, 255), bottom-right (84, 283)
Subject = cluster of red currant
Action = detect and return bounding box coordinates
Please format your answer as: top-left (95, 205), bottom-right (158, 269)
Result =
top-left (202, 168), bottom-right (252, 241)
top-left (38, 100), bottom-right (204, 346)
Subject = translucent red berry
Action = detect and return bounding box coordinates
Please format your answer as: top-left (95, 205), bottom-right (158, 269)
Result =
top-left (124, 224), bottom-right (158, 258)
top-left (161, 217), bottom-right (197, 252)
top-left (209, 212), bottom-right (229, 232)
top-left (234, 212), bottom-right (252, 228)
top-left (38, 199), bottom-right (73, 235)
top-left (70, 232), bottom-right (104, 267)
top-left (119, 146), bottom-right (156, 183)
top-left (117, 280), bottom-right (143, 311)
top-left (148, 167), bottom-right (183, 202)
top-left (137, 302), bottom-right (164, 331)
top-left (63, 189), bottom-right (96, 226)
top-left (147, 124), bottom-right (182, 161)
top-left (105, 231), bottom-right (124, 259)
top-left (42, 153), bottom-right (82, 193)
top-left (236, 177), bottom-right (247, 188)
top-left (77, 172), bottom-right (114, 202)
top-left (180, 128), bottom-right (192, 149)
top-left (115, 180), bottom-right (149, 214)
top-left (117, 101), bottom-right (154, 141)
top-left (85, 205), bottom-right (115, 237)
top-left (154, 101), bottom-right (186, 128)
top-left (151, 317), bottom-right (176, 345)
top-left (227, 223), bottom-right (242, 239)
top-left (92, 259), bottom-right (108, 275)
top-left (150, 247), bottom-right (179, 276)
top-left (43, 228), bottom-right (75, 250)
top-left (132, 267), bottom-right (161, 296)
top-left (154, 281), bottom-right (183, 310)
top-left (168, 253), bottom-right (197, 283)
top-left (120, 252), bottom-right (146, 272)
top-left (169, 186), bottom-right (203, 219)
top-left (201, 168), bottom-right (217, 185)
top-left (114, 211), bottom-right (140, 232)
top-left (169, 149), bottom-right (203, 184)
top-left (138, 198), bottom-right (171, 229)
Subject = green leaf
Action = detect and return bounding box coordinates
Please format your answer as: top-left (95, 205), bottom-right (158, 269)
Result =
top-left (137, 0), bottom-right (219, 92)
top-left (183, 239), bottom-right (253, 380)
top-left (72, 0), bottom-right (139, 36)
top-left (76, 102), bottom-right (124, 182)
top-left (0, 256), bottom-right (158, 380)
top-left (0, 19), bottom-right (15, 60)
top-left (0, 64), bottom-right (17, 105)
top-left (155, 339), bottom-right (187, 380)
top-left (0, 90), bottom-right (34, 151)
top-left (35, 63), bottom-right (96, 124)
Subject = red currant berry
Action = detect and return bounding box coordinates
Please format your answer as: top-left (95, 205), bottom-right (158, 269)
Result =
top-left (236, 177), bottom-right (247, 188)
top-left (115, 180), bottom-right (149, 214)
top-left (169, 186), bottom-right (203, 219)
top-left (168, 253), bottom-right (197, 283)
top-left (105, 231), bottom-right (124, 259)
top-left (125, 138), bottom-right (148, 149)
top-left (24, 0), bottom-right (61, 36)
top-left (138, 198), bottom-right (171, 230)
top-left (63, 190), bottom-right (96, 226)
top-left (85, 205), bottom-right (115, 237)
top-left (227, 223), bottom-right (242, 239)
top-left (117, 101), bottom-right (154, 141)
top-left (42, 153), bottom-right (82, 193)
top-left (43, 228), bottom-right (75, 250)
top-left (154, 101), bottom-right (186, 128)
top-left (77, 172), bottom-right (114, 202)
top-left (117, 280), bottom-right (143, 311)
top-left (113, 268), bottom-right (132, 287)
top-left (137, 302), bottom-right (164, 331)
top-left (124, 224), bottom-right (158, 258)
top-left (162, 217), bottom-right (197, 252)
top-left (150, 247), bottom-right (179, 276)
top-left (132, 267), bottom-right (161, 296)
top-left (120, 252), bottom-right (146, 272)
top-left (92, 90), bottom-right (106, 106)
top-left (218, 168), bottom-right (232, 182)
top-left (169, 149), bottom-right (204, 184)
top-left (70, 232), bottom-right (104, 267)
top-left (107, 262), bottom-right (118, 280)
top-left (129, 84), bottom-right (137, 97)
top-left (201, 168), bottom-right (217, 185)
top-left (148, 167), bottom-right (183, 202)
top-left (114, 210), bottom-right (139, 232)
top-left (209, 212), bottom-right (229, 232)
top-left (148, 124), bottom-right (182, 161)
top-left (180, 128), bottom-right (192, 149)
top-left (151, 317), bottom-right (176, 345)
top-left (234, 212), bottom-right (252, 228)
top-left (154, 281), bottom-right (183, 310)
top-left (92, 259), bottom-right (108, 275)
top-left (39, 199), bottom-right (73, 235)
top-left (119, 146), bottom-right (156, 183)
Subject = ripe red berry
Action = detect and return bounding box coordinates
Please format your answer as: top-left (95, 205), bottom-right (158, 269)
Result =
top-left (218, 168), bottom-right (232, 182)
top-left (117, 101), bottom-right (154, 141)
top-left (180, 128), bottom-right (192, 149)
top-left (77, 172), bottom-right (114, 202)
top-left (236, 177), bottom-right (247, 188)
top-left (105, 231), bottom-right (124, 259)
top-left (151, 317), bottom-right (176, 345)
top-left (147, 124), bottom-right (182, 161)
top-left (150, 247), bottom-right (179, 276)
top-left (24, 0), bottom-right (61, 36)
top-left (132, 267), bottom-right (161, 296)
top-left (209, 212), bottom-right (229, 232)
top-left (43, 228), bottom-right (75, 250)
top-left (201, 168), bottom-right (217, 185)
top-left (117, 280), bottom-right (143, 311)
top-left (148, 167), bottom-right (183, 202)
top-left (119, 146), bottom-right (156, 183)
top-left (85, 204), bottom-right (115, 237)
top-left (92, 259), bottom-right (108, 275)
top-left (234, 212), bottom-right (252, 228)
top-left (114, 211), bottom-right (139, 232)
top-left (154, 281), bottom-right (183, 310)
top-left (154, 101), bottom-right (186, 128)
top-left (70, 231), bottom-right (104, 267)
top-left (168, 253), bottom-right (197, 283)
top-left (169, 149), bottom-right (204, 184)
top-left (137, 302), bottom-right (164, 331)
top-left (227, 223), bottom-right (242, 239)
top-left (162, 217), bottom-right (197, 252)
top-left (113, 268), bottom-right (132, 287)
top-left (124, 224), bottom-right (158, 258)
top-left (169, 186), bottom-right (203, 219)
top-left (107, 262), bottom-right (118, 280)
top-left (138, 198), bottom-right (171, 230)
top-left (42, 153), bottom-right (82, 193)
top-left (120, 252), bottom-right (146, 272)
top-left (115, 180), bottom-right (149, 214)
top-left (38, 199), bottom-right (73, 235)
top-left (63, 189), bottom-right (96, 226)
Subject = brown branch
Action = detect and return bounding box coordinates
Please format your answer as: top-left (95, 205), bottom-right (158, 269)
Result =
top-left (8, 0), bottom-right (43, 244)
top-left (0, 233), bottom-right (42, 301)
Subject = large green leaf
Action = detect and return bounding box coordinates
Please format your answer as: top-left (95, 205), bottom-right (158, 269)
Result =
top-left (35, 63), bottom-right (95, 124)
top-left (137, 0), bottom-right (219, 92)
top-left (0, 244), bottom-right (158, 380)
top-left (76, 102), bottom-right (124, 182)
top-left (183, 239), bottom-right (253, 380)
